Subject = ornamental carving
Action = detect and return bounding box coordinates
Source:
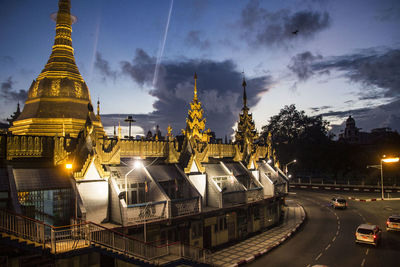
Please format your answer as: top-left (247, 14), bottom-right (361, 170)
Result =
top-left (31, 81), bottom-right (39, 98)
top-left (51, 79), bottom-right (61, 96)
top-left (74, 82), bottom-right (82, 98)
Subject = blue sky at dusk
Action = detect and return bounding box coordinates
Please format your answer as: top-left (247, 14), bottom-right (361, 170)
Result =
top-left (1, 0), bottom-right (399, 138)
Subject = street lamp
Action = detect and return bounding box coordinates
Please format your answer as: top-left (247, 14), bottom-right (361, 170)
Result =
top-left (66, 163), bottom-right (77, 222)
top-left (367, 156), bottom-right (399, 199)
top-left (124, 160), bottom-right (143, 204)
top-left (124, 116), bottom-right (136, 139)
top-left (285, 159), bottom-right (297, 175)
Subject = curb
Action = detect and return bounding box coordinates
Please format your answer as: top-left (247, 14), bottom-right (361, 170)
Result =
top-left (235, 203), bottom-right (306, 266)
top-left (347, 197), bottom-right (382, 202)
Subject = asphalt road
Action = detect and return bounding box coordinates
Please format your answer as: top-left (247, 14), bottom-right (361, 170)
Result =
top-left (247, 190), bottom-right (400, 267)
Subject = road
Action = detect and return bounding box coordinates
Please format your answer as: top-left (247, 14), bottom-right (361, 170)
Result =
top-left (247, 190), bottom-right (400, 267)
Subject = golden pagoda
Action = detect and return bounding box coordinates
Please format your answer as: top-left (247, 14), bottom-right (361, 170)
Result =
top-left (235, 77), bottom-right (257, 146)
top-left (10, 0), bottom-right (103, 138)
top-left (181, 73), bottom-right (210, 143)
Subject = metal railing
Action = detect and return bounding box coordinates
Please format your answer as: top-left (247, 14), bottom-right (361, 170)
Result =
top-left (0, 209), bottom-right (212, 265)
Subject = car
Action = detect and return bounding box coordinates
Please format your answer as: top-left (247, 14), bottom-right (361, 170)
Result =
top-left (386, 215), bottom-right (400, 231)
top-left (331, 197), bottom-right (347, 209)
top-left (355, 224), bottom-right (382, 247)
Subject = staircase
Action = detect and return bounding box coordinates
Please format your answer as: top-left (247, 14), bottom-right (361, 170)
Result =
top-left (0, 209), bottom-right (212, 266)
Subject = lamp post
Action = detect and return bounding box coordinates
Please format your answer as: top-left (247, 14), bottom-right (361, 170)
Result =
top-left (66, 163), bottom-right (77, 222)
top-left (368, 156), bottom-right (399, 200)
top-left (285, 159), bottom-right (297, 175)
top-left (124, 160), bottom-right (143, 205)
top-left (124, 116), bottom-right (136, 139)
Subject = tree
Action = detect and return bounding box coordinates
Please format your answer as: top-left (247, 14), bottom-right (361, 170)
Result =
top-left (261, 104), bottom-right (330, 144)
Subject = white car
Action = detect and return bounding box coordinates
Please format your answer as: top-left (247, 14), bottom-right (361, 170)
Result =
top-left (331, 197), bottom-right (347, 209)
top-left (355, 224), bottom-right (382, 247)
top-left (386, 215), bottom-right (400, 231)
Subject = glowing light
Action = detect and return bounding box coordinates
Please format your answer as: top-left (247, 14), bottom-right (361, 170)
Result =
top-left (134, 160), bottom-right (143, 169)
top-left (382, 157), bottom-right (399, 163)
top-left (66, 163), bottom-right (73, 169)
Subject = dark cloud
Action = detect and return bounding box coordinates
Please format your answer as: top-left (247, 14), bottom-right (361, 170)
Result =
top-left (94, 52), bottom-right (116, 81)
top-left (323, 99), bottom-right (400, 136)
top-left (309, 105), bottom-right (331, 113)
top-left (289, 48), bottom-right (400, 100)
top-left (117, 49), bottom-right (273, 137)
top-left (185, 31), bottom-right (211, 50)
top-left (121, 49), bottom-right (155, 86)
top-left (240, 0), bottom-right (331, 47)
top-left (288, 51), bottom-right (323, 81)
top-left (0, 76), bottom-right (27, 103)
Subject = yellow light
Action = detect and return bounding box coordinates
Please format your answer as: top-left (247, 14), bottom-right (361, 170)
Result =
top-left (382, 157), bottom-right (399, 163)
top-left (66, 163), bottom-right (73, 169)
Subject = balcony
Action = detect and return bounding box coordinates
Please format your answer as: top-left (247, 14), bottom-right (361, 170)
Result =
top-left (170, 196), bottom-right (201, 217)
top-left (124, 200), bottom-right (168, 225)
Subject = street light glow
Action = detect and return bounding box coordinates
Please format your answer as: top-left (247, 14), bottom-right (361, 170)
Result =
top-left (382, 157), bottom-right (399, 163)
top-left (66, 163), bottom-right (73, 169)
top-left (134, 160), bottom-right (143, 169)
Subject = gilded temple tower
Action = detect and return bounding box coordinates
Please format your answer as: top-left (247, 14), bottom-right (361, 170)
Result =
top-left (10, 0), bottom-right (104, 137)
top-left (235, 77), bottom-right (257, 148)
top-left (182, 73), bottom-right (210, 143)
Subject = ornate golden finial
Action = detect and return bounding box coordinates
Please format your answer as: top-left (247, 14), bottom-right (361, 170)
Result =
top-left (194, 72), bottom-right (198, 100)
top-left (118, 121), bottom-right (122, 139)
top-left (167, 124), bottom-right (172, 141)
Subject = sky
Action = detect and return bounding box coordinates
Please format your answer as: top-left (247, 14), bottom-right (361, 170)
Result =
top-left (0, 0), bottom-right (399, 138)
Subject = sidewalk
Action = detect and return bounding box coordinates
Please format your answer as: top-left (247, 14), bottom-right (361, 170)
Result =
top-left (211, 200), bottom-right (306, 267)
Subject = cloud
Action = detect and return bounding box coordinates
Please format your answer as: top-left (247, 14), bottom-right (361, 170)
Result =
top-left (0, 76), bottom-right (27, 103)
top-left (117, 49), bottom-right (273, 137)
top-left (240, 0), bottom-right (331, 47)
top-left (288, 48), bottom-right (400, 100)
top-left (185, 31), bottom-right (211, 50)
top-left (94, 52), bottom-right (116, 81)
top-left (121, 49), bottom-right (155, 86)
top-left (309, 105), bottom-right (331, 113)
top-left (288, 51), bottom-right (323, 81)
top-left (323, 99), bottom-right (400, 136)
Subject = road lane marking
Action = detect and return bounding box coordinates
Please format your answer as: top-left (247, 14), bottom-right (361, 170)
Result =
top-left (332, 236), bottom-right (336, 242)
top-left (325, 244), bottom-right (331, 250)
top-left (315, 253), bottom-right (323, 261)
top-left (361, 258), bottom-right (366, 267)
top-left (366, 249), bottom-right (369, 255)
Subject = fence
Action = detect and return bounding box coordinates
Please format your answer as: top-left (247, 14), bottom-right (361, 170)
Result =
top-left (0, 209), bottom-right (212, 264)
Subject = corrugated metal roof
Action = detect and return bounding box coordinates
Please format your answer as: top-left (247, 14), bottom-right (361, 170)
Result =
top-left (224, 162), bottom-right (247, 176)
top-left (109, 166), bottom-right (148, 182)
top-left (13, 168), bottom-right (71, 191)
top-left (146, 165), bottom-right (184, 182)
top-left (204, 163), bottom-right (228, 177)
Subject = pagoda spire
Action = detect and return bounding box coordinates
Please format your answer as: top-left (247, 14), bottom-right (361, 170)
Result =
top-left (39, 0), bottom-right (83, 82)
top-left (9, 0), bottom-right (104, 138)
top-left (181, 73), bottom-right (210, 142)
top-left (193, 73), bottom-right (198, 101)
top-left (242, 77), bottom-right (247, 108)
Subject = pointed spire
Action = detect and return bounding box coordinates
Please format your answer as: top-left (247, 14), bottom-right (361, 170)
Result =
top-left (97, 98), bottom-right (100, 116)
top-left (38, 0), bottom-right (83, 82)
top-left (113, 124), bottom-right (116, 137)
top-left (16, 102), bottom-right (20, 113)
top-left (118, 121), bottom-right (121, 139)
top-left (193, 72), bottom-right (198, 101)
top-left (242, 76), bottom-right (247, 108)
